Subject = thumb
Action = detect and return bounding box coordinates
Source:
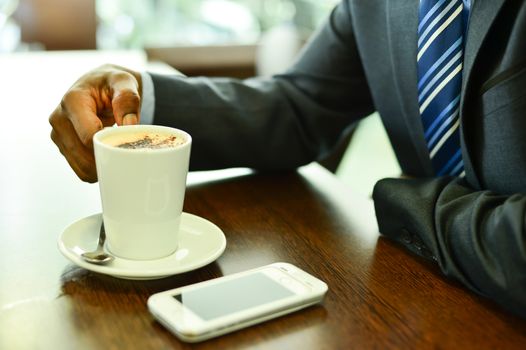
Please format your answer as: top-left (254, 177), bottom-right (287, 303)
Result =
top-left (110, 71), bottom-right (141, 126)
top-left (122, 113), bottom-right (138, 126)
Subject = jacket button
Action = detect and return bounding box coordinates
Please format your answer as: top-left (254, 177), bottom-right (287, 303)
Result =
top-left (422, 247), bottom-right (436, 261)
top-left (413, 235), bottom-right (424, 250)
top-left (401, 229), bottom-right (412, 244)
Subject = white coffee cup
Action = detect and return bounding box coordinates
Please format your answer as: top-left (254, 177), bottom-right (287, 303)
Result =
top-left (93, 125), bottom-right (192, 260)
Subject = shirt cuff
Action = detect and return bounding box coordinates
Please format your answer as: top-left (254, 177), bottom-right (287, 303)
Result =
top-left (140, 71), bottom-right (155, 125)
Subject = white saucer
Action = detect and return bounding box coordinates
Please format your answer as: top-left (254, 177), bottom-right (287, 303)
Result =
top-left (58, 213), bottom-right (226, 280)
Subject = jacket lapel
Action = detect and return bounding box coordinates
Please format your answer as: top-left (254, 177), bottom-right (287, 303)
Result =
top-left (461, 0), bottom-right (506, 188)
top-left (387, 0), bottom-right (434, 176)
top-left (461, 0), bottom-right (507, 99)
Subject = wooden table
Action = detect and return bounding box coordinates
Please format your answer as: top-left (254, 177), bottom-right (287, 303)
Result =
top-left (1, 51), bottom-right (525, 349)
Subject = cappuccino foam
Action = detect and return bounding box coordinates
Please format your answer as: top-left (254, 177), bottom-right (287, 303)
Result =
top-left (102, 132), bottom-right (186, 149)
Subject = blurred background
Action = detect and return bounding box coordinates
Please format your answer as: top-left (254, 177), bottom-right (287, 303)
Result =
top-left (1, 0), bottom-right (338, 77)
top-left (0, 0), bottom-right (400, 196)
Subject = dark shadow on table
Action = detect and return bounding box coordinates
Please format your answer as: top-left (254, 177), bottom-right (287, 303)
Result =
top-left (148, 304), bottom-right (328, 349)
top-left (362, 237), bottom-right (526, 348)
top-left (59, 261), bottom-right (224, 301)
top-left (57, 262), bottom-right (225, 349)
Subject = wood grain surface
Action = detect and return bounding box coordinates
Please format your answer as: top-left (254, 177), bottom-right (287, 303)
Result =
top-left (1, 166), bottom-right (525, 350)
top-left (1, 52), bottom-right (525, 350)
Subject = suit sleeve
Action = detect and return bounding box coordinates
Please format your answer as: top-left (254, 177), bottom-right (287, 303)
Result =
top-left (373, 177), bottom-right (526, 318)
top-left (149, 0), bottom-right (374, 171)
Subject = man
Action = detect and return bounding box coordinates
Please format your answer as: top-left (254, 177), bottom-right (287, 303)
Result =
top-left (50, 0), bottom-right (526, 318)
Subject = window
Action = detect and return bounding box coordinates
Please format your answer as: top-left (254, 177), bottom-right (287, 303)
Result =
top-left (96, 0), bottom-right (338, 49)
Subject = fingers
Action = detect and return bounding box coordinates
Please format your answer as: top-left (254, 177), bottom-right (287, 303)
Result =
top-left (50, 105), bottom-right (97, 183)
top-left (109, 71), bottom-right (141, 126)
top-left (50, 64), bottom-right (142, 183)
top-left (61, 66), bottom-right (141, 145)
top-left (61, 88), bottom-right (103, 147)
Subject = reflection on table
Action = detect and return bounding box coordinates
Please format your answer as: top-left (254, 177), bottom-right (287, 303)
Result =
top-left (0, 51), bottom-right (525, 350)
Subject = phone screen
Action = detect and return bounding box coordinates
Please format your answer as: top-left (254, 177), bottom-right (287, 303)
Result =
top-left (173, 272), bottom-right (295, 321)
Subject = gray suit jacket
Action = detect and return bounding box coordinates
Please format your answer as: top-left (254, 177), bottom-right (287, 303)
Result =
top-left (150, 0), bottom-right (526, 318)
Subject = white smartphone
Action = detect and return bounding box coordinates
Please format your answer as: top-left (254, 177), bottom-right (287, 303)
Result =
top-left (147, 262), bottom-right (328, 343)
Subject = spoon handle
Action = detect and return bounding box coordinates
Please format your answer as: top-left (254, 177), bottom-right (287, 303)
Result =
top-left (97, 222), bottom-right (106, 250)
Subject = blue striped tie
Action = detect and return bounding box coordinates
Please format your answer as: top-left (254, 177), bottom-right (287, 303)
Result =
top-left (417, 0), bottom-right (465, 177)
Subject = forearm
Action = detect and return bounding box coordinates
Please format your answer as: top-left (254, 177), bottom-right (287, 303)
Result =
top-left (147, 0), bottom-right (374, 171)
top-left (373, 177), bottom-right (526, 318)
top-left (150, 74), bottom-right (366, 171)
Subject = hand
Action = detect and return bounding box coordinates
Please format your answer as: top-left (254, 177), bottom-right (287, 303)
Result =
top-left (49, 64), bottom-right (142, 183)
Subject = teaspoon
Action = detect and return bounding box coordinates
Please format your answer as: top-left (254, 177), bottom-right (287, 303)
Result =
top-left (81, 222), bottom-right (114, 264)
